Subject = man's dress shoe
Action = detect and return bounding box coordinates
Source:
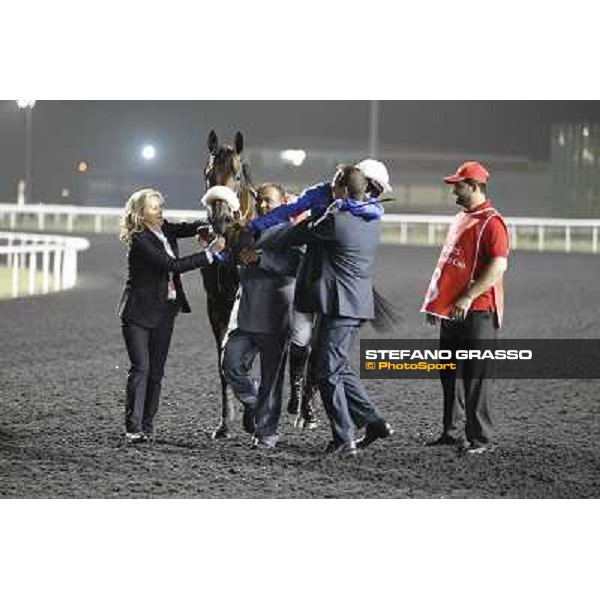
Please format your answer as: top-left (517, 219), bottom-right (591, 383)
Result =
top-left (356, 420), bottom-right (394, 449)
top-left (324, 440), bottom-right (358, 456)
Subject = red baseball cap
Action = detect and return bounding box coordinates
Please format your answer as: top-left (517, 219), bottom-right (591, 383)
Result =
top-left (443, 161), bottom-right (490, 184)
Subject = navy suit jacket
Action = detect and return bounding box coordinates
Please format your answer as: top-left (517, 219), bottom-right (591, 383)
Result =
top-left (118, 219), bottom-right (208, 328)
top-left (237, 223), bottom-right (303, 334)
top-left (286, 211), bottom-right (380, 320)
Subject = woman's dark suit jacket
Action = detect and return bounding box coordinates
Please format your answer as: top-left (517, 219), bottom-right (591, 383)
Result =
top-left (118, 219), bottom-right (209, 328)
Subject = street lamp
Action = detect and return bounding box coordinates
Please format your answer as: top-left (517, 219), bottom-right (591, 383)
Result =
top-left (369, 100), bottom-right (379, 159)
top-left (16, 100), bottom-right (36, 205)
top-left (141, 144), bottom-right (156, 160)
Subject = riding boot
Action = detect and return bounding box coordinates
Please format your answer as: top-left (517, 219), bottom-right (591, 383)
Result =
top-left (298, 342), bottom-right (318, 429)
top-left (299, 382), bottom-right (318, 429)
top-left (287, 343), bottom-right (309, 416)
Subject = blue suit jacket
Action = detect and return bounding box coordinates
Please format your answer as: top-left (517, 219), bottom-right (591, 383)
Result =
top-left (237, 223), bottom-right (303, 333)
top-left (286, 211), bottom-right (380, 320)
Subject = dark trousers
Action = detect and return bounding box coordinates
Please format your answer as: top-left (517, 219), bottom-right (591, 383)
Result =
top-left (222, 329), bottom-right (289, 439)
top-left (315, 316), bottom-right (382, 444)
top-left (121, 304), bottom-right (178, 434)
top-left (439, 312), bottom-right (497, 445)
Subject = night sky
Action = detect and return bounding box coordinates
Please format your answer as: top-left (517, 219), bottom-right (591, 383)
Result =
top-left (1, 100), bottom-right (599, 202)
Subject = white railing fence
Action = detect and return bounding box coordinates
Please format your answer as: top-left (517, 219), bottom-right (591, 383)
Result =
top-left (0, 231), bottom-right (90, 299)
top-left (381, 214), bottom-right (600, 253)
top-left (0, 203), bottom-right (206, 234)
top-left (1, 203), bottom-right (599, 254)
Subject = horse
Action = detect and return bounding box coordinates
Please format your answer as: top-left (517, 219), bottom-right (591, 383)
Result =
top-left (200, 129), bottom-right (255, 439)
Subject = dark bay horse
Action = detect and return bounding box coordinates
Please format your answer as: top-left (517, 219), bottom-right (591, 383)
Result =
top-left (201, 129), bottom-right (255, 438)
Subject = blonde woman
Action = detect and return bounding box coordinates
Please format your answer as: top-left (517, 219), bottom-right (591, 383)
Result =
top-left (117, 188), bottom-right (225, 443)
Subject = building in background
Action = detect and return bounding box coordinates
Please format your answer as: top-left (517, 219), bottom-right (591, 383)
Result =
top-left (69, 139), bottom-right (552, 217)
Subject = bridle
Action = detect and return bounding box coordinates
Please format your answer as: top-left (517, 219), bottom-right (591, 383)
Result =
top-left (203, 143), bottom-right (257, 224)
top-left (204, 147), bottom-right (243, 192)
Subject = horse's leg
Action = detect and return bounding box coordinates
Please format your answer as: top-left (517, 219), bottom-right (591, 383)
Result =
top-left (208, 297), bottom-right (237, 439)
top-left (213, 340), bottom-right (236, 439)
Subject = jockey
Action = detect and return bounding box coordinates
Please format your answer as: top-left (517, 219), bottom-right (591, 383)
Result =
top-left (246, 158), bottom-right (392, 234)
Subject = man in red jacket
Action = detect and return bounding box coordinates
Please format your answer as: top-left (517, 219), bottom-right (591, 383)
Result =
top-left (422, 162), bottom-right (509, 455)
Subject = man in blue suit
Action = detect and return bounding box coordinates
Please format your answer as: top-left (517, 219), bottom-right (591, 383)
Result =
top-left (222, 183), bottom-right (303, 449)
top-left (286, 166), bottom-right (394, 455)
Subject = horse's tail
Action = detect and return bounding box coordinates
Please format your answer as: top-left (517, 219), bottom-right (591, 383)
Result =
top-left (371, 286), bottom-right (402, 333)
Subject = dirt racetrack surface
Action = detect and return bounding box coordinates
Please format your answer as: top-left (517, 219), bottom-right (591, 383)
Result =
top-left (1, 235), bottom-right (599, 498)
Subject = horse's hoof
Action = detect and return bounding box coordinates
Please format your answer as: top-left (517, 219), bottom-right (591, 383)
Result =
top-left (212, 425), bottom-right (231, 440)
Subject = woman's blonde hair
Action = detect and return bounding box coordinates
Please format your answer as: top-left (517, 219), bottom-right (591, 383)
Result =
top-left (119, 188), bottom-right (164, 245)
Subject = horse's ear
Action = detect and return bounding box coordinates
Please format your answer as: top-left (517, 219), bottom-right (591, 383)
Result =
top-left (234, 131), bottom-right (244, 155)
top-left (208, 130), bottom-right (219, 153)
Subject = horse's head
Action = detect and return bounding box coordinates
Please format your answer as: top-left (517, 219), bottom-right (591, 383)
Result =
top-left (204, 129), bottom-right (255, 221)
top-left (205, 129), bottom-right (244, 189)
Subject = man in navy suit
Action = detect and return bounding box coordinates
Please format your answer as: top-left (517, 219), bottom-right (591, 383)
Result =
top-left (222, 183), bottom-right (303, 449)
top-left (286, 167), bottom-right (394, 455)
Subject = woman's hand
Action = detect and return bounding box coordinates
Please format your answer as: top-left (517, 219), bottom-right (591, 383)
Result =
top-left (196, 225), bottom-right (213, 249)
top-left (208, 235), bottom-right (226, 254)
